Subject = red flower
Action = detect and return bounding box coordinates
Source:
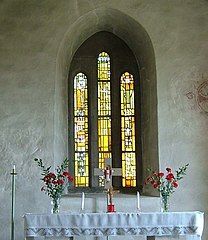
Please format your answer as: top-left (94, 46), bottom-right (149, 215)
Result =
top-left (158, 172), bottom-right (164, 177)
top-left (166, 167), bottom-right (172, 172)
top-left (166, 173), bottom-right (174, 181)
top-left (172, 181), bottom-right (178, 188)
top-left (48, 172), bottom-right (56, 179)
top-left (52, 180), bottom-right (57, 184)
top-left (63, 172), bottom-right (73, 182)
top-left (153, 183), bottom-right (158, 188)
top-left (35, 158), bottom-right (74, 198)
top-left (150, 179), bottom-right (155, 184)
top-left (57, 179), bottom-right (64, 185)
top-left (43, 172), bottom-right (56, 183)
top-left (63, 171), bottom-right (70, 177)
top-left (67, 175), bottom-right (74, 182)
top-left (43, 176), bottom-right (51, 183)
top-left (146, 176), bottom-right (151, 182)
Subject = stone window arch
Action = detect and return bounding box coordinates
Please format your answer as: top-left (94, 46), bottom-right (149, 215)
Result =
top-left (55, 8), bottom-right (159, 196)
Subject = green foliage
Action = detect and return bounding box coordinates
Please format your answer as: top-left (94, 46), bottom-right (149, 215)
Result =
top-left (175, 163), bottom-right (189, 181)
top-left (34, 158), bottom-right (73, 201)
top-left (145, 164), bottom-right (189, 211)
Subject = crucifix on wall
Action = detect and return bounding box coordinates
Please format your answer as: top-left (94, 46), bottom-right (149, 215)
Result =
top-left (94, 158), bottom-right (122, 189)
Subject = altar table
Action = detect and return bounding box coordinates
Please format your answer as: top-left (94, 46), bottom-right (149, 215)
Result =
top-left (24, 211), bottom-right (204, 239)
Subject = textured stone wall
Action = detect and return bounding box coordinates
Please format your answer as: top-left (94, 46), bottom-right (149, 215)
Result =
top-left (0, 1), bottom-right (208, 239)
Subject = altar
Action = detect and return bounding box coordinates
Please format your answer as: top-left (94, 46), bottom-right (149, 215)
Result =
top-left (24, 211), bottom-right (204, 240)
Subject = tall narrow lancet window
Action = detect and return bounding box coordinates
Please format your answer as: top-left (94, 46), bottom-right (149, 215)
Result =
top-left (74, 73), bottom-right (89, 187)
top-left (120, 72), bottom-right (136, 187)
top-left (97, 52), bottom-right (111, 186)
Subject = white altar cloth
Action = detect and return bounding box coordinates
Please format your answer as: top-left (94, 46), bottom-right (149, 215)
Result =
top-left (24, 211), bottom-right (204, 239)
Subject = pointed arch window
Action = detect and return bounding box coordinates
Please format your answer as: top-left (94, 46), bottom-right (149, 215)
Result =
top-left (69, 31), bottom-right (142, 192)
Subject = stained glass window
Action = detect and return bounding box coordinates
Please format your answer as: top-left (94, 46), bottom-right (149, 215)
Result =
top-left (120, 72), bottom-right (136, 187)
top-left (74, 73), bottom-right (89, 187)
top-left (97, 52), bottom-right (111, 186)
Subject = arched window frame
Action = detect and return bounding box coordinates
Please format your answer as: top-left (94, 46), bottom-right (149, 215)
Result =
top-left (68, 31), bottom-right (143, 193)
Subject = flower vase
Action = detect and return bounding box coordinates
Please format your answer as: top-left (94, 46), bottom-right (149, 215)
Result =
top-left (51, 198), bottom-right (60, 214)
top-left (160, 195), bottom-right (169, 212)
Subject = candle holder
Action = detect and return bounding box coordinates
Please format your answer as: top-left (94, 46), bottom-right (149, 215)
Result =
top-left (137, 207), bottom-right (141, 214)
top-left (10, 167), bottom-right (17, 240)
top-left (107, 203), bottom-right (115, 212)
top-left (107, 187), bottom-right (117, 213)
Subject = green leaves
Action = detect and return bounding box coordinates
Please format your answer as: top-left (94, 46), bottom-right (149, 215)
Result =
top-left (145, 163), bottom-right (189, 196)
top-left (175, 163), bottom-right (189, 181)
top-left (145, 163), bottom-right (189, 211)
top-left (34, 158), bottom-right (51, 175)
top-left (34, 158), bottom-right (71, 200)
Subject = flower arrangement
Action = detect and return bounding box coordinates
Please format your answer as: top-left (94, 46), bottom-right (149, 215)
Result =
top-left (144, 163), bottom-right (189, 212)
top-left (34, 158), bottom-right (73, 213)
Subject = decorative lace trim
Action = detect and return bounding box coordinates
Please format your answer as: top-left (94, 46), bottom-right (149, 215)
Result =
top-left (26, 226), bottom-right (199, 237)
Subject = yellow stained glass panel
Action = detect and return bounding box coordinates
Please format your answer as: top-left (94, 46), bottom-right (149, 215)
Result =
top-left (74, 73), bottom-right (89, 187)
top-left (120, 72), bottom-right (136, 187)
top-left (97, 52), bottom-right (111, 186)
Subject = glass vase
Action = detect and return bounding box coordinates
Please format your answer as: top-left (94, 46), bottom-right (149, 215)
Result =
top-left (51, 197), bottom-right (60, 214)
top-left (160, 195), bottom-right (169, 212)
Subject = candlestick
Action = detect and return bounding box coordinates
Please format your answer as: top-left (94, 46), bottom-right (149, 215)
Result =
top-left (81, 192), bottom-right (85, 211)
top-left (11, 165), bottom-right (17, 240)
top-left (137, 191), bottom-right (140, 211)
